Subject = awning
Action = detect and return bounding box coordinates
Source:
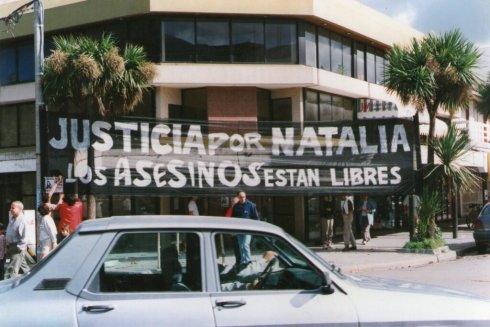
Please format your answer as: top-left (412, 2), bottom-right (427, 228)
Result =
top-left (419, 118), bottom-right (448, 137)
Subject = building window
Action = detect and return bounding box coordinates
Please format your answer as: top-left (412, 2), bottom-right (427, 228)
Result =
top-left (318, 28), bottom-right (331, 71)
top-left (366, 46), bottom-right (376, 83)
top-left (304, 89), bottom-right (354, 122)
top-left (0, 43), bottom-right (34, 85)
top-left (0, 103), bottom-right (35, 148)
top-left (356, 43), bottom-right (366, 81)
top-left (375, 49), bottom-right (386, 84)
top-left (265, 21), bottom-right (297, 63)
top-left (232, 20), bottom-right (265, 62)
top-left (162, 19), bottom-right (195, 62)
top-left (304, 23), bottom-right (317, 67)
top-left (196, 19), bottom-right (230, 62)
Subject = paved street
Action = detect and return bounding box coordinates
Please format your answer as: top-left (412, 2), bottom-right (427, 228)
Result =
top-left (311, 224), bottom-right (490, 298)
top-left (353, 252), bottom-right (490, 299)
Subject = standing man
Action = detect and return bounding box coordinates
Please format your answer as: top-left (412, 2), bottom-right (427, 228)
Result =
top-left (341, 194), bottom-right (357, 251)
top-left (232, 191), bottom-right (259, 270)
top-left (320, 195), bottom-right (335, 249)
top-left (4, 201), bottom-right (30, 279)
top-left (360, 195), bottom-right (375, 245)
top-left (188, 196), bottom-right (199, 216)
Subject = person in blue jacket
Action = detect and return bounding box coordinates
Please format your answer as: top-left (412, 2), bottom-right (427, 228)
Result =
top-left (231, 191), bottom-right (259, 270)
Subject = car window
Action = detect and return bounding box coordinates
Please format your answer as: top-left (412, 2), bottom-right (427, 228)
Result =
top-left (90, 231), bottom-right (201, 293)
top-left (214, 232), bottom-right (323, 292)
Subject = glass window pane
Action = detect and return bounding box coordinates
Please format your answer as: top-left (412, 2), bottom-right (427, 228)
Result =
top-left (18, 44), bottom-right (35, 82)
top-left (257, 89), bottom-right (271, 121)
top-left (305, 24), bottom-right (317, 67)
top-left (318, 28), bottom-right (330, 71)
top-left (196, 20), bottom-right (230, 62)
top-left (375, 50), bottom-right (385, 84)
top-left (332, 96), bottom-right (343, 121)
top-left (0, 47), bottom-right (17, 85)
top-left (135, 196), bottom-right (159, 214)
top-left (95, 232), bottom-right (201, 293)
top-left (319, 93), bottom-right (332, 121)
top-left (356, 43), bottom-right (365, 80)
top-left (215, 232), bottom-right (323, 291)
top-left (304, 90), bottom-right (318, 121)
top-left (163, 20), bottom-right (195, 62)
top-left (343, 98), bottom-right (354, 120)
top-left (342, 37), bottom-right (352, 77)
top-left (330, 33), bottom-right (342, 74)
top-left (265, 22), bottom-right (297, 63)
top-left (113, 196), bottom-right (132, 215)
top-left (19, 103), bottom-right (35, 146)
top-left (96, 195), bottom-right (111, 218)
top-left (0, 105), bottom-right (17, 147)
top-left (231, 21), bottom-right (264, 62)
top-left (366, 46), bottom-right (376, 83)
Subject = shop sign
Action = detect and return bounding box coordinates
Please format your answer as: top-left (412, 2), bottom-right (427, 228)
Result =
top-left (45, 114), bottom-right (417, 195)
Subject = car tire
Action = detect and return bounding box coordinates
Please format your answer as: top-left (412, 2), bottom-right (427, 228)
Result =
top-left (476, 243), bottom-right (487, 254)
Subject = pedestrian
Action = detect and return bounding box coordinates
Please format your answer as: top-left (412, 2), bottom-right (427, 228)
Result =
top-left (360, 195), bottom-right (375, 245)
top-left (188, 196), bottom-right (199, 216)
top-left (0, 223), bottom-right (6, 280)
top-left (37, 203), bottom-right (58, 260)
top-left (58, 193), bottom-right (83, 238)
top-left (320, 195), bottom-right (335, 249)
top-left (4, 201), bottom-right (30, 279)
top-left (341, 194), bottom-right (357, 251)
top-left (231, 191), bottom-right (259, 270)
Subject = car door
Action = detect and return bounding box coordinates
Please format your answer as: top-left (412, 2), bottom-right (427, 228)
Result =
top-left (76, 231), bottom-right (215, 327)
top-left (211, 232), bottom-right (358, 326)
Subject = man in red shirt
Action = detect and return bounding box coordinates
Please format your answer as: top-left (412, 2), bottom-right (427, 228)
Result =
top-left (58, 194), bottom-right (83, 235)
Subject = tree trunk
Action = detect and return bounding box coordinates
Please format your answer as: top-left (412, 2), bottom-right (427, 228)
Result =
top-left (427, 110), bottom-right (437, 166)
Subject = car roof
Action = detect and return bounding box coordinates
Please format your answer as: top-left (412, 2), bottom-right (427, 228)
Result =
top-left (77, 215), bottom-right (285, 234)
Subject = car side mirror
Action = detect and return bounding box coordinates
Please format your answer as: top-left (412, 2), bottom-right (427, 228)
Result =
top-left (321, 272), bottom-right (335, 295)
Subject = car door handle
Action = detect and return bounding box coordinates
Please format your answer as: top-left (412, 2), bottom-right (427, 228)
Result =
top-left (215, 299), bottom-right (246, 308)
top-left (82, 304), bottom-right (115, 312)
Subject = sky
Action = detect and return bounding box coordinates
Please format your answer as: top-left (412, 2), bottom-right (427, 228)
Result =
top-left (358, 0), bottom-right (490, 80)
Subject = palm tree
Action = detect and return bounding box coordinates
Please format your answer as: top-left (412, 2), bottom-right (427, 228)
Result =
top-left (477, 73), bottom-right (490, 119)
top-left (42, 33), bottom-right (156, 218)
top-left (425, 124), bottom-right (482, 237)
top-left (43, 33), bottom-right (156, 117)
top-left (383, 29), bottom-right (481, 165)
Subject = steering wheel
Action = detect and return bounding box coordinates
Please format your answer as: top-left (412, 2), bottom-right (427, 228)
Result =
top-left (254, 256), bottom-right (278, 290)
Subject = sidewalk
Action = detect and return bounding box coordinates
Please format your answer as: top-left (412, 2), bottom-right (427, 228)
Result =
top-left (311, 226), bottom-right (476, 274)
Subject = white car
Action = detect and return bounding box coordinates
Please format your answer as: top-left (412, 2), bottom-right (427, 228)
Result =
top-left (1, 215), bottom-right (489, 326)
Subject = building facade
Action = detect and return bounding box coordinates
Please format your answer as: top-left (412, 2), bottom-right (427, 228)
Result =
top-left (0, 0), bottom-right (488, 242)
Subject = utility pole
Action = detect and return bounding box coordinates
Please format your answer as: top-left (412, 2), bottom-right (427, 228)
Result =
top-left (34, 0), bottom-right (44, 208)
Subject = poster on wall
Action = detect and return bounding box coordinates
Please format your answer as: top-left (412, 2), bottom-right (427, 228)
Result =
top-left (45, 114), bottom-right (418, 196)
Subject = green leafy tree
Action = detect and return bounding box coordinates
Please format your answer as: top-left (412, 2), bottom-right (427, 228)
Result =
top-left (477, 73), bottom-right (490, 119)
top-left (383, 29), bottom-right (481, 165)
top-left (425, 124), bottom-right (482, 237)
top-left (42, 33), bottom-right (156, 218)
top-left (43, 33), bottom-right (156, 117)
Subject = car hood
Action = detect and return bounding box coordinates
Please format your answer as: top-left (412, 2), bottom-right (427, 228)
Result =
top-left (346, 274), bottom-right (487, 300)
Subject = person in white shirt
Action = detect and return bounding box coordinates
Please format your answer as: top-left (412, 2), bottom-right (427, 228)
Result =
top-left (4, 201), bottom-right (30, 279)
top-left (37, 204), bottom-right (58, 260)
top-left (341, 194), bottom-right (357, 251)
top-left (188, 196), bottom-right (199, 216)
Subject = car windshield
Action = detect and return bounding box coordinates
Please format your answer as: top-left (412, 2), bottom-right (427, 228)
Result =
top-left (284, 231), bottom-right (346, 278)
